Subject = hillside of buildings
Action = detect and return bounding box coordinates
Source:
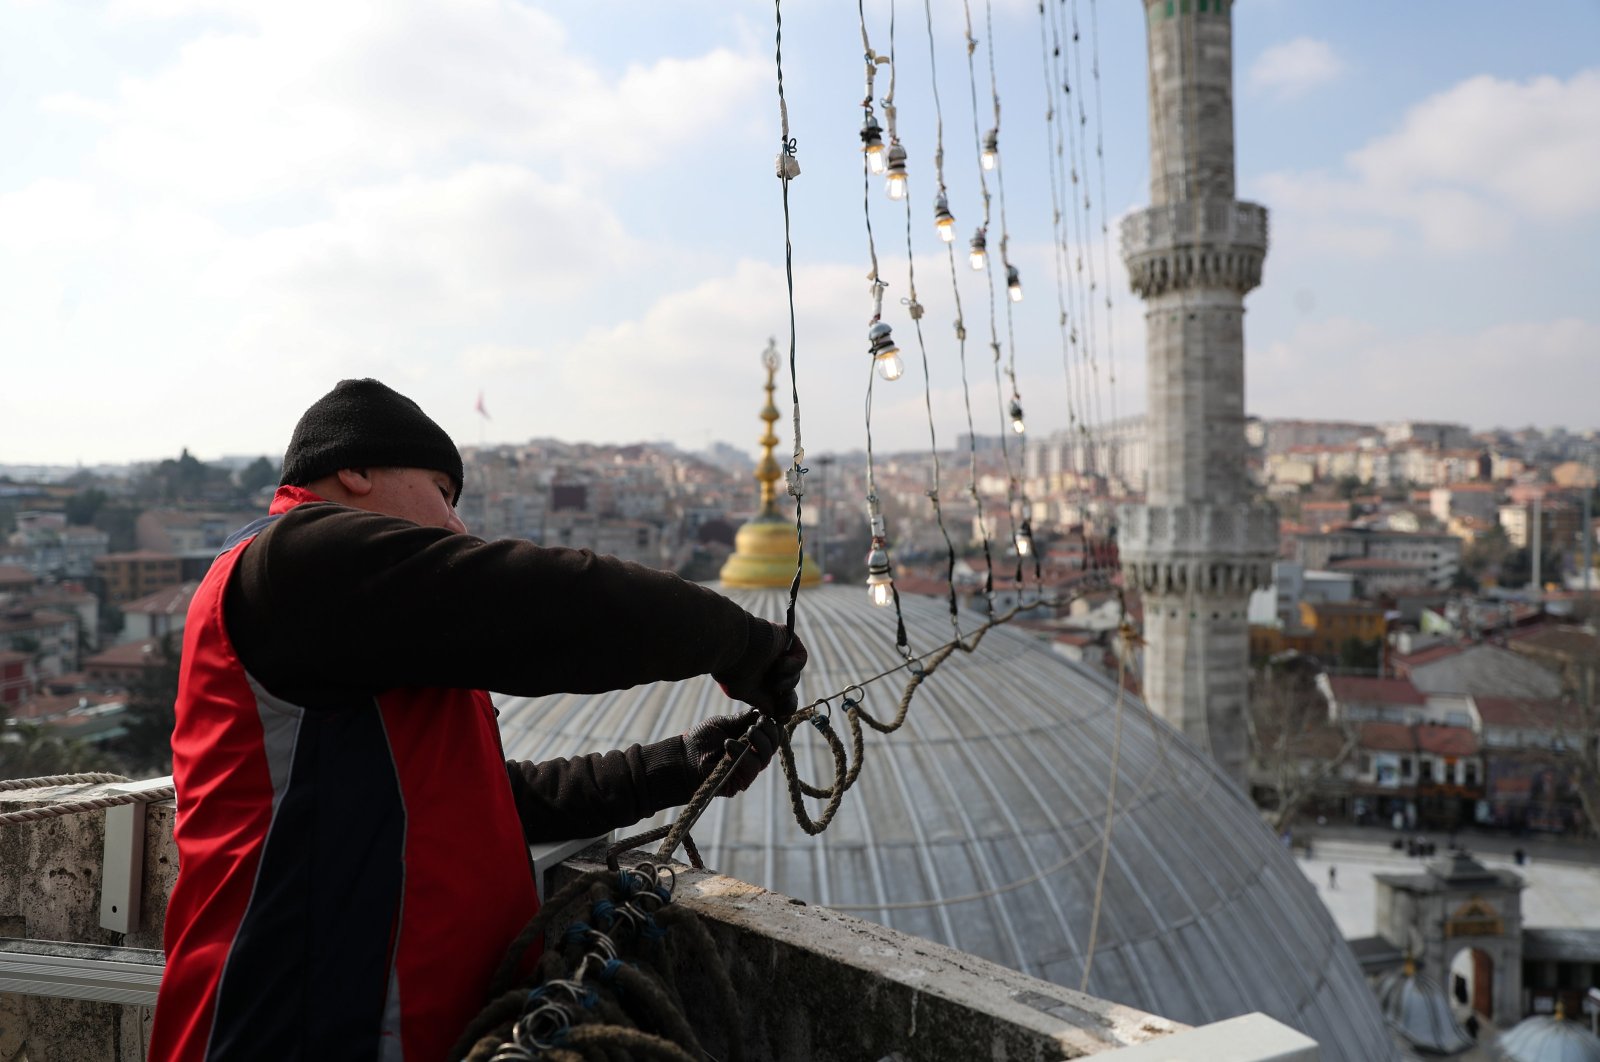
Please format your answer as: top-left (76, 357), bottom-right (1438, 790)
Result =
top-left (2, 416), bottom-right (1597, 848)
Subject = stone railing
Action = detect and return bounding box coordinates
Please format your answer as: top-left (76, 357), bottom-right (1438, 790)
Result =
top-left (1120, 199), bottom-right (1269, 297)
top-left (1, 777), bottom-right (1320, 1061)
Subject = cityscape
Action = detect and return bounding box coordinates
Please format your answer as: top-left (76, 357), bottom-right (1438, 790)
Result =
top-left (3, 0), bottom-right (1598, 1060)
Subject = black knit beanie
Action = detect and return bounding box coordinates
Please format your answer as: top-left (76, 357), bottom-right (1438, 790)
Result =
top-left (279, 379), bottom-right (463, 504)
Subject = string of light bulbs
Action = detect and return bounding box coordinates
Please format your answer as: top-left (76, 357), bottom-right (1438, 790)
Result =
top-left (857, 0), bottom-right (912, 656)
top-left (1039, 11), bottom-right (1085, 474)
top-left (987, 0), bottom-right (1038, 585)
top-left (1088, 0), bottom-right (1119, 438)
top-left (771, 0), bottom-right (809, 644)
top-left (898, 0), bottom-right (965, 640)
top-left (1048, 0), bottom-right (1099, 536)
top-left (975, 0), bottom-right (1026, 588)
top-left (1066, 0), bottom-right (1109, 459)
top-left (954, 0), bottom-right (1000, 620)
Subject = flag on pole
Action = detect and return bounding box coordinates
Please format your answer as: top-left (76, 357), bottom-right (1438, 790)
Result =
top-left (475, 392), bottom-right (490, 420)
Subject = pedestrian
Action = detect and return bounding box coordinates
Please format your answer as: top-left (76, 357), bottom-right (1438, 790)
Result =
top-left (148, 379), bottom-right (810, 1061)
top-left (1328, 865), bottom-right (1338, 890)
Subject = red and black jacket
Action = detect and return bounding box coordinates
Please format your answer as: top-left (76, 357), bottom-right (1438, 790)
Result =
top-left (150, 486), bottom-right (768, 1062)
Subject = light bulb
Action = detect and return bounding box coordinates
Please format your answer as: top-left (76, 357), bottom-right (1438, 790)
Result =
top-left (981, 129), bottom-right (999, 172)
top-left (1006, 264), bottom-right (1023, 303)
top-left (1015, 518), bottom-right (1034, 557)
top-left (861, 116), bottom-right (886, 174)
top-left (969, 230), bottom-right (988, 271)
top-left (1009, 397), bottom-right (1025, 435)
top-left (868, 321), bottom-right (904, 381)
top-left (866, 545), bottom-right (894, 606)
top-left (884, 142), bottom-right (908, 201)
top-left (933, 193), bottom-right (956, 243)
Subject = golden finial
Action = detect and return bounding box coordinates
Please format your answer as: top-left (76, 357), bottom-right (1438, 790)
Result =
top-left (719, 341), bottom-right (821, 589)
top-left (755, 338), bottom-right (782, 517)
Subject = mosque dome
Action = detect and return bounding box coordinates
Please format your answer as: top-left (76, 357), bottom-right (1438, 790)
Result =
top-left (496, 585), bottom-right (1397, 1061)
top-left (1497, 1011), bottom-right (1600, 1062)
top-left (1374, 961), bottom-right (1474, 1055)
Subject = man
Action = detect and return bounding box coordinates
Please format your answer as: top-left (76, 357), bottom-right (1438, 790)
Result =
top-left (149, 379), bottom-right (807, 1062)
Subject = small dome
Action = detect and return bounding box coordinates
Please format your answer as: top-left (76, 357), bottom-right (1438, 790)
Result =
top-left (1374, 964), bottom-right (1473, 1054)
top-left (498, 586), bottom-right (1397, 1061)
top-left (1498, 1014), bottom-right (1600, 1062)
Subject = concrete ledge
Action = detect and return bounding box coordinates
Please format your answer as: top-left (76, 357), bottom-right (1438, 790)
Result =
top-left (1095, 1014), bottom-right (1319, 1061)
top-left (549, 848), bottom-right (1185, 1061)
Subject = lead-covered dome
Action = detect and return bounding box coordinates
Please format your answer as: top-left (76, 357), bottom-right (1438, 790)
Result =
top-left (496, 585), bottom-right (1396, 1061)
top-left (1498, 1014), bottom-right (1600, 1062)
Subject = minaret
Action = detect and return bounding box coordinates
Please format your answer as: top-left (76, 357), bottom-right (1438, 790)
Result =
top-left (720, 341), bottom-right (822, 589)
top-left (1117, 0), bottom-right (1276, 785)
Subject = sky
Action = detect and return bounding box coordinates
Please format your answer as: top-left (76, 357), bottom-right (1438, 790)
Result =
top-left (1, 0), bottom-right (1596, 468)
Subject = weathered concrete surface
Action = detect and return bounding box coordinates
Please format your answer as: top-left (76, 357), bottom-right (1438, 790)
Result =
top-left (0, 780), bottom-right (178, 1062)
top-left (545, 849), bottom-right (1185, 1061)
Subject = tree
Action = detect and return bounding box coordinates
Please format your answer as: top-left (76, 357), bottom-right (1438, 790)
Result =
top-left (236, 455), bottom-right (280, 497)
top-left (64, 488), bottom-right (108, 526)
top-left (1338, 637), bottom-right (1383, 673)
top-left (1246, 655), bottom-right (1359, 832)
top-left (0, 720), bottom-right (111, 780)
top-left (114, 634), bottom-right (182, 776)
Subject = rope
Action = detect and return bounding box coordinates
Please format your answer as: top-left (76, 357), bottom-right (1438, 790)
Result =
top-left (653, 591), bottom-right (1084, 865)
top-left (0, 773), bottom-right (128, 791)
top-left (0, 778), bottom-right (175, 827)
top-left (1079, 633), bottom-right (1127, 992)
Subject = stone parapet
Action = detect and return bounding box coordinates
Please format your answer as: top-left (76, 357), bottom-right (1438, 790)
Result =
top-left (2, 778), bottom-right (1321, 1061)
top-left (1117, 501), bottom-right (1277, 598)
top-left (1121, 199), bottom-right (1268, 296)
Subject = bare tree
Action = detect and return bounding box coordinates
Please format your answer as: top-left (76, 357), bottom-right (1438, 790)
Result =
top-left (1246, 654), bottom-right (1359, 833)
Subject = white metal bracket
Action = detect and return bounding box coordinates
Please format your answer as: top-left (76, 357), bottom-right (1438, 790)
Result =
top-left (100, 777), bottom-right (174, 934)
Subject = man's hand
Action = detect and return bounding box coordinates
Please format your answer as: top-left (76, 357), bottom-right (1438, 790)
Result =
top-left (682, 711), bottom-right (782, 797)
top-left (715, 621), bottom-right (808, 723)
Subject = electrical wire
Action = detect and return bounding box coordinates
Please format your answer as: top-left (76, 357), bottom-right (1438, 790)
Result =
top-left (772, 0), bottom-right (807, 646)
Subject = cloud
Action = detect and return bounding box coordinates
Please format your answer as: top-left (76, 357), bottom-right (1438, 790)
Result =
top-left (1349, 71), bottom-right (1600, 219)
top-left (1254, 69), bottom-right (1600, 256)
top-left (1248, 38), bottom-right (1344, 100)
top-left (73, 0), bottom-right (767, 203)
top-left (1250, 317), bottom-right (1600, 429)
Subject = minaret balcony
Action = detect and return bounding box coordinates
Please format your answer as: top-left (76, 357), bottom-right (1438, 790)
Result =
top-left (1116, 500), bottom-right (1277, 598)
top-left (1121, 199), bottom-right (1269, 297)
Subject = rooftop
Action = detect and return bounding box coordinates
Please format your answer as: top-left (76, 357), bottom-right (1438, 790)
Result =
top-left (1326, 676), bottom-right (1426, 707)
top-left (120, 581), bottom-right (200, 617)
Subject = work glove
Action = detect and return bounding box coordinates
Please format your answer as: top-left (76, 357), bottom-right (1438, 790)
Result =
top-left (714, 619), bottom-right (809, 724)
top-left (681, 710), bottom-right (782, 797)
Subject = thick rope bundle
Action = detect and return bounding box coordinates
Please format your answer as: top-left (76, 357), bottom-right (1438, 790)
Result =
top-left (453, 860), bottom-right (745, 1062)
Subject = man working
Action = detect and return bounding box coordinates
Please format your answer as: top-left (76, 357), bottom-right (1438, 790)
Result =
top-left (149, 379), bottom-right (807, 1061)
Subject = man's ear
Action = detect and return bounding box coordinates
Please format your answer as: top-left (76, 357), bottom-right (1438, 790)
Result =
top-left (334, 468), bottom-right (376, 497)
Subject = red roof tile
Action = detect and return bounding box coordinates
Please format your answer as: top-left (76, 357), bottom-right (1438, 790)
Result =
top-left (1328, 676), bottom-right (1426, 707)
top-left (1414, 724), bottom-right (1478, 757)
top-left (1359, 722), bottom-right (1415, 752)
top-left (1473, 697), bottom-right (1576, 731)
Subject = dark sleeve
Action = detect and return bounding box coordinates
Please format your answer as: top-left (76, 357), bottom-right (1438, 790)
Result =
top-left (224, 502), bottom-right (768, 703)
top-left (504, 738), bottom-right (700, 844)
